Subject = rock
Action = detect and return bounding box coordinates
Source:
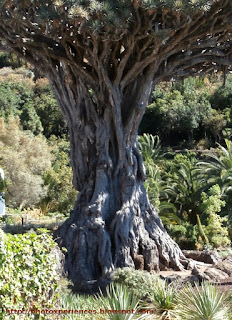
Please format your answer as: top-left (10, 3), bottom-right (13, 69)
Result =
top-left (216, 258), bottom-right (232, 276)
top-left (224, 254), bottom-right (232, 262)
top-left (183, 250), bottom-right (221, 265)
top-left (184, 275), bottom-right (199, 284)
top-left (160, 274), bottom-right (182, 285)
top-left (187, 259), bottom-right (196, 270)
top-left (134, 254), bottom-right (144, 270)
top-left (51, 246), bottom-right (65, 277)
top-left (160, 274), bottom-right (199, 290)
top-left (191, 267), bottom-right (210, 282)
top-left (204, 267), bottom-right (229, 282)
top-left (159, 262), bottom-right (169, 271)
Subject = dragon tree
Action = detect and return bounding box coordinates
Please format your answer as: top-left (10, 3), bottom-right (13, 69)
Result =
top-left (0, 0), bottom-right (232, 291)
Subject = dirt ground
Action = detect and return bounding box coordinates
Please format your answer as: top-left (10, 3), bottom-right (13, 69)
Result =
top-left (158, 261), bottom-right (211, 277)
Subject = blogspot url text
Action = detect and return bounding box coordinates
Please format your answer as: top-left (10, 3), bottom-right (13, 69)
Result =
top-left (4, 308), bottom-right (157, 315)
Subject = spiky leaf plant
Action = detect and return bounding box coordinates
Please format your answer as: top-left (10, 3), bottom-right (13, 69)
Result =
top-left (60, 291), bottom-right (106, 319)
top-left (175, 282), bottom-right (231, 320)
top-left (97, 283), bottom-right (152, 320)
top-left (148, 278), bottom-right (179, 320)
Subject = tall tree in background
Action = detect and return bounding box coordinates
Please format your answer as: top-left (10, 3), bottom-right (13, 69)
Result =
top-left (0, 0), bottom-right (232, 291)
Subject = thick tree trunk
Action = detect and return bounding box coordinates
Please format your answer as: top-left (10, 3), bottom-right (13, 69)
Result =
top-left (50, 66), bottom-right (188, 292)
top-left (58, 177), bottom-right (188, 292)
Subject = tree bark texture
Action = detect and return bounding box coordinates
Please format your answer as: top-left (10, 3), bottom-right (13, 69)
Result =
top-left (52, 64), bottom-right (188, 292)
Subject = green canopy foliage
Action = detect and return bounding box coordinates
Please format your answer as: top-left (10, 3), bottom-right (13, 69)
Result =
top-left (0, 0), bottom-right (231, 87)
top-left (0, 73), bottom-right (67, 137)
top-left (0, 0), bottom-right (218, 32)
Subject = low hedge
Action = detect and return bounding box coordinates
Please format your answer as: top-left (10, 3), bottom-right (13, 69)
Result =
top-left (0, 228), bottom-right (61, 319)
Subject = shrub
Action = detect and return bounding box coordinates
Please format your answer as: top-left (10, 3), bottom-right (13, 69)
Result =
top-left (39, 135), bottom-right (77, 215)
top-left (0, 228), bottom-right (61, 319)
top-left (61, 283), bottom-right (151, 320)
top-left (0, 117), bottom-right (52, 209)
top-left (112, 268), bottom-right (158, 299)
top-left (205, 212), bottom-right (230, 248)
top-left (166, 221), bottom-right (199, 250)
top-left (200, 185), bottom-right (230, 248)
top-left (140, 78), bottom-right (212, 147)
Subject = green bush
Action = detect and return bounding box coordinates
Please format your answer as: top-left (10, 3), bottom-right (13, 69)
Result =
top-left (200, 185), bottom-right (230, 248)
top-left (140, 78), bottom-right (212, 146)
top-left (167, 221), bottom-right (199, 250)
top-left (40, 135), bottom-right (77, 216)
top-left (0, 228), bottom-right (61, 319)
top-left (33, 79), bottom-right (68, 138)
top-left (210, 76), bottom-right (232, 111)
top-left (0, 117), bottom-right (52, 209)
top-left (112, 267), bottom-right (158, 299)
top-left (0, 52), bottom-right (23, 69)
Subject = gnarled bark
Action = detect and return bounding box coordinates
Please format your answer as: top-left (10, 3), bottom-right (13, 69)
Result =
top-left (53, 66), bottom-right (188, 292)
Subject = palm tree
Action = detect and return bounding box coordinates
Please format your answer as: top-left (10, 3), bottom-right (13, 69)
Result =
top-left (197, 139), bottom-right (232, 195)
top-left (138, 134), bottom-right (162, 163)
top-left (138, 134), bottom-right (181, 225)
top-left (162, 153), bottom-right (205, 225)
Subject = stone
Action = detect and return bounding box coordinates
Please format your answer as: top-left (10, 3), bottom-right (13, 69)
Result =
top-left (191, 267), bottom-right (210, 282)
top-left (204, 267), bottom-right (229, 282)
top-left (187, 259), bottom-right (196, 270)
top-left (160, 274), bottom-right (182, 285)
top-left (183, 250), bottom-right (221, 265)
top-left (216, 257), bottom-right (232, 276)
top-left (134, 254), bottom-right (144, 270)
top-left (224, 254), bottom-right (232, 262)
top-left (184, 275), bottom-right (199, 284)
top-left (50, 245), bottom-right (65, 278)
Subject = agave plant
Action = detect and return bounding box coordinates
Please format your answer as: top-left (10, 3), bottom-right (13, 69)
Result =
top-left (148, 278), bottom-right (179, 320)
top-left (175, 282), bottom-right (231, 320)
top-left (60, 291), bottom-right (106, 320)
top-left (97, 283), bottom-right (151, 320)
